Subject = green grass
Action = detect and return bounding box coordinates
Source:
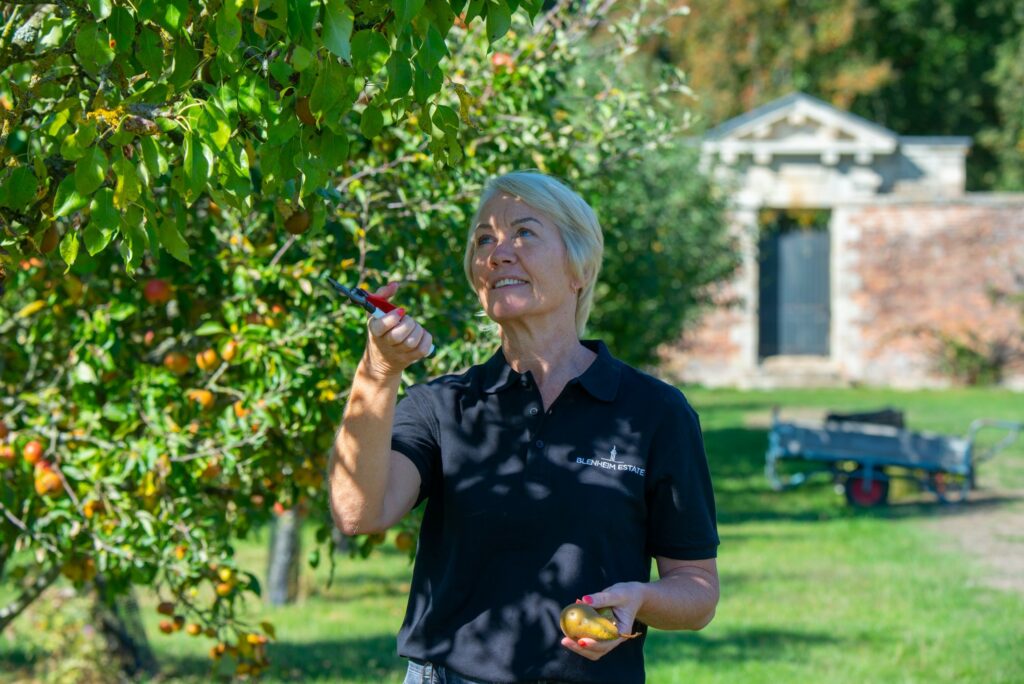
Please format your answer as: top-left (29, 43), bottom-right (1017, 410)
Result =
top-left (2, 387), bottom-right (1023, 683)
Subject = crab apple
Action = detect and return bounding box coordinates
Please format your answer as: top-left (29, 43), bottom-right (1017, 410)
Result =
top-left (196, 348), bottom-right (219, 371)
top-left (34, 467), bottom-right (63, 496)
top-left (143, 279), bottom-right (173, 305)
top-left (163, 352), bottom-right (190, 375)
top-left (23, 440), bottom-right (44, 465)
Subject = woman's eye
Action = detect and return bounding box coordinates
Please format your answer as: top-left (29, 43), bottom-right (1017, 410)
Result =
top-left (516, 228), bottom-right (533, 237)
top-left (476, 235), bottom-right (493, 246)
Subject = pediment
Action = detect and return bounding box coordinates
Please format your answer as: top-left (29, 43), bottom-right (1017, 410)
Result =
top-left (703, 93), bottom-right (899, 163)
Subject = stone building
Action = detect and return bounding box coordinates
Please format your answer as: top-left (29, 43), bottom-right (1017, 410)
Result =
top-left (658, 93), bottom-right (1024, 389)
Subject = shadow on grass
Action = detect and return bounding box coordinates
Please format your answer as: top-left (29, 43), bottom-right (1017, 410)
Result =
top-left (645, 627), bottom-right (839, 665)
top-left (161, 634), bottom-right (405, 682)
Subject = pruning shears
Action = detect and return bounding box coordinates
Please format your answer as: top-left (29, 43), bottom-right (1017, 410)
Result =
top-left (325, 276), bottom-right (434, 356)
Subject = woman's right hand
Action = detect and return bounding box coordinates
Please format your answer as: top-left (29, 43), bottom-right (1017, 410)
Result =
top-left (363, 281), bottom-right (434, 379)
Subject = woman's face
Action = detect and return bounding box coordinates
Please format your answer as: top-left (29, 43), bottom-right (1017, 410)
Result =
top-left (470, 192), bottom-right (580, 329)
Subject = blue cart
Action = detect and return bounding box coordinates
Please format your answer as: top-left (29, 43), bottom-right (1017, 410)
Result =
top-left (765, 408), bottom-right (1022, 506)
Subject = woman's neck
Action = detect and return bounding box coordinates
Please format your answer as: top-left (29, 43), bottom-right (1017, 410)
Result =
top-left (500, 326), bottom-right (596, 389)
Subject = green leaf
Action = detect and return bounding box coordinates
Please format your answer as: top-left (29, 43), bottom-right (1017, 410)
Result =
top-left (319, 129), bottom-right (349, 167)
top-left (156, 0), bottom-right (188, 33)
top-left (136, 28), bottom-right (164, 78)
top-left (155, 214), bottom-right (192, 265)
top-left (102, 403), bottom-right (130, 421)
top-left (322, 0), bottom-right (354, 61)
top-left (87, 188), bottom-right (119, 255)
top-left (60, 121), bottom-right (97, 161)
top-left (291, 44), bottom-right (314, 71)
top-left (73, 362), bottom-right (98, 384)
top-left (385, 52), bottom-right (413, 99)
top-left (287, 0), bottom-right (316, 45)
top-left (169, 37), bottom-right (199, 89)
top-left (74, 146), bottom-right (107, 196)
top-left (431, 104), bottom-right (459, 134)
top-left (416, 25), bottom-right (449, 73)
top-left (182, 134), bottom-right (212, 206)
top-left (108, 302), bottom-right (137, 321)
top-left (0, 167), bottom-right (38, 209)
top-left (486, 0), bottom-right (512, 43)
top-left (53, 175), bottom-right (89, 218)
top-left (88, 0), bottom-right (112, 20)
top-left (423, 0), bottom-right (456, 34)
top-left (113, 157), bottom-right (141, 209)
top-left (108, 7), bottom-right (135, 55)
top-left (75, 23), bottom-right (115, 74)
top-left (464, 0), bottom-right (486, 23)
top-left (351, 30), bottom-right (390, 76)
top-left (60, 230), bottom-right (80, 272)
top-left (395, 0), bottom-right (425, 29)
top-left (359, 105), bottom-right (384, 139)
top-left (139, 136), bottom-right (167, 178)
top-left (215, 5), bottom-right (242, 54)
top-left (47, 108), bottom-right (72, 137)
top-left (200, 102), bottom-right (233, 151)
top-left (412, 62), bottom-right (442, 104)
top-left (195, 321), bottom-right (226, 336)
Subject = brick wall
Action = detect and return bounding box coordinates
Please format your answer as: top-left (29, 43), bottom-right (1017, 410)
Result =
top-left (659, 196), bottom-right (1024, 389)
top-left (839, 198), bottom-right (1024, 388)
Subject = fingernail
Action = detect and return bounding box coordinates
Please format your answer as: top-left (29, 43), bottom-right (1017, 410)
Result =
top-left (582, 595), bottom-right (593, 605)
top-left (395, 308), bottom-right (405, 319)
top-left (578, 640), bottom-right (587, 648)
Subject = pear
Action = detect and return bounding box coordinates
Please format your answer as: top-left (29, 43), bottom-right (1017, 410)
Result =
top-left (559, 602), bottom-right (640, 641)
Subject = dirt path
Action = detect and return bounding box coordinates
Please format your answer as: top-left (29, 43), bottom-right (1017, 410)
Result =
top-left (925, 488), bottom-right (1024, 595)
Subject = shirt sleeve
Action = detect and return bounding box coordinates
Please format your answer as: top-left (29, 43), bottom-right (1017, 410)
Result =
top-left (644, 391), bottom-right (719, 560)
top-left (390, 384), bottom-right (441, 508)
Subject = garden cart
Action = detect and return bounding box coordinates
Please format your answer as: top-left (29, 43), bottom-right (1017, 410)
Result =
top-left (765, 407), bottom-right (1022, 507)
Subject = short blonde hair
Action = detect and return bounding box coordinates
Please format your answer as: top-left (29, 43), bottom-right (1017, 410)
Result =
top-left (463, 170), bottom-right (604, 338)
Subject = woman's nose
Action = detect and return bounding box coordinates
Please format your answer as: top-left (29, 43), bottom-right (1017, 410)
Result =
top-left (488, 239), bottom-right (517, 265)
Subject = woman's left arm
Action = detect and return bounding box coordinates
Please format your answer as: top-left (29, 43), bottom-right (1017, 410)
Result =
top-left (637, 556), bottom-right (719, 629)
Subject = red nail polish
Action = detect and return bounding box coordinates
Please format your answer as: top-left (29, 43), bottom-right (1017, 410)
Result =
top-left (395, 308), bottom-right (405, 318)
top-left (578, 639), bottom-right (587, 648)
top-left (582, 595), bottom-right (593, 605)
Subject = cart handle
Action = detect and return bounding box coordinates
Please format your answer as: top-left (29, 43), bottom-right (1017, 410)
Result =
top-left (966, 419), bottom-right (1023, 464)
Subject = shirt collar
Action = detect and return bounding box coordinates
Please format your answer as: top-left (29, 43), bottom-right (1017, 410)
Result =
top-left (481, 339), bottom-right (621, 402)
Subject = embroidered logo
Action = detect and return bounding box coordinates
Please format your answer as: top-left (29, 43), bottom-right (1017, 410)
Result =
top-left (576, 444), bottom-right (645, 477)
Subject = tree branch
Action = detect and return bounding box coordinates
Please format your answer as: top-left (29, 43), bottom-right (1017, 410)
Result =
top-left (0, 564), bottom-right (60, 633)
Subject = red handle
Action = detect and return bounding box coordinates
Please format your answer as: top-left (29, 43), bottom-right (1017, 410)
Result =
top-left (364, 293), bottom-right (397, 313)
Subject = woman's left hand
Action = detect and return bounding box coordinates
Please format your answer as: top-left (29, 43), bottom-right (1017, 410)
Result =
top-left (560, 581), bottom-right (646, 661)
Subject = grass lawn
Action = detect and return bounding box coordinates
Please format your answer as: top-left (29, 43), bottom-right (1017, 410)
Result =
top-left (2, 387), bottom-right (1023, 683)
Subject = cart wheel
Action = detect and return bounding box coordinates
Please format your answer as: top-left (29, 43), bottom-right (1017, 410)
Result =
top-left (928, 472), bottom-right (969, 504)
top-left (845, 473), bottom-right (889, 507)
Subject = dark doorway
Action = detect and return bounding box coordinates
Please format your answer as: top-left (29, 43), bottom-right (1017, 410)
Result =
top-left (757, 209), bottom-right (831, 358)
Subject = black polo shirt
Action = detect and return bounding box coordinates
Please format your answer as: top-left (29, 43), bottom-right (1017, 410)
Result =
top-left (390, 339), bottom-right (718, 684)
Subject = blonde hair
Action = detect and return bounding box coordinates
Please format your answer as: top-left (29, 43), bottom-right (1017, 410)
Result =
top-left (463, 170), bottom-right (604, 338)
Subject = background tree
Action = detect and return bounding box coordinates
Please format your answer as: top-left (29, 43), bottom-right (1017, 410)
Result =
top-left (650, 0), bottom-right (1024, 190)
top-left (0, 0), bottom-right (734, 677)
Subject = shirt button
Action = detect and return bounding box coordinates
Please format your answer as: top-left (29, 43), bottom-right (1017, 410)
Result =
top-left (535, 440), bottom-right (545, 449)
top-left (528, 407), bottom-right (539, 416)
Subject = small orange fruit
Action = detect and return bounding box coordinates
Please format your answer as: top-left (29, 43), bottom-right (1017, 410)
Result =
top-left (195, 348), bottom-right (219, 371)
top-left (221, 339), bottom-right (238, 362)
top-left (23, 440), bottom-right (44, 465)
top-left (163, 352), bottom-right (190, 375)
top-left (186, 389), bottom-right (215, 410)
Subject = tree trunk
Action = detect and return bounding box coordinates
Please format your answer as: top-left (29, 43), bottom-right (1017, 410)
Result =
top-left (266, 508), bottom-right (302, 605)
top-left (91, 576), bottom-right (157, 678)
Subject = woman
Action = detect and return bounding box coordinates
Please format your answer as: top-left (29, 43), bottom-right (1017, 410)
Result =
top-left (329, 171), bottom-right (719, 684)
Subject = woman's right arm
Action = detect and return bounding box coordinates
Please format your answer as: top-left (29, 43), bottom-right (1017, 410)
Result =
top-left (328, 282), bottom-right (434, 535)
